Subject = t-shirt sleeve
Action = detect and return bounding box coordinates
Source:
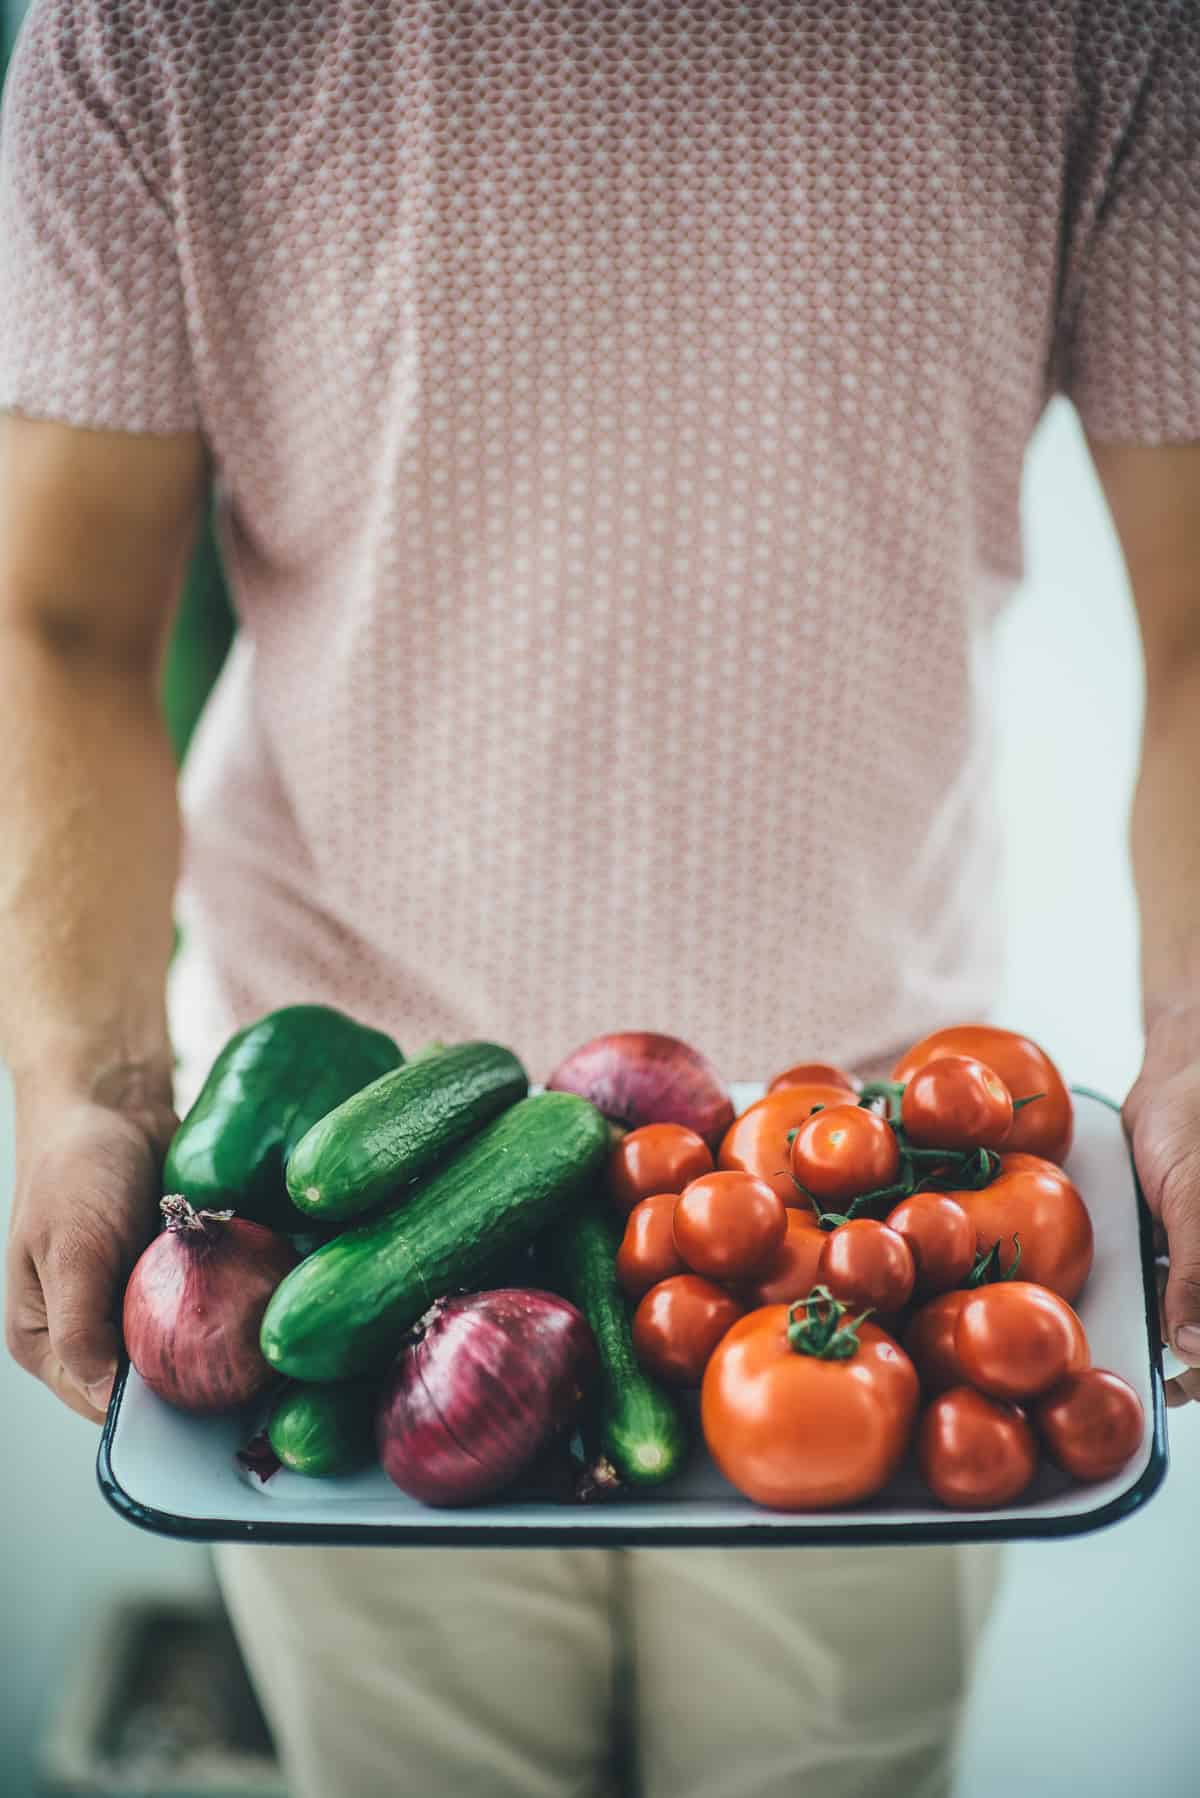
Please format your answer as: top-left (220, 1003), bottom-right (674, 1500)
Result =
top-left (0, 0), bottom-right (198, 433)
top-left (1055, 0), bottom-right (1200, 445)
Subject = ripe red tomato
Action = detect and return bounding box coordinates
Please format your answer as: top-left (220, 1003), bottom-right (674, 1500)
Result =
top-left (918, 1387), bottom-right (1038, 1508)
top-left (616, 1193), bottom-right (685, 1300)
top-left (702, 1304), bottom-right (919, 1509)
top-left (718, 1085), bottom-right (854, 1206)
top-left (740, 1210), bottom-right (827, 1307)
top-left (632, 1275), bottom-right (744, 1387)
top-left (673, 1171), bottom-right (787, 1281)
top-left (818, 1220), bottom-right (915, 1313)
top-left (789, 1104), bottom-right (900, 1207)
top-left (954, 1281), bottom-right (1085, 1400)
top-left (892, 1025), bottom-right (1073, 1163)
top-left (906, 1285), bottom-right (1087, 1399)
top-left (767, 1061), bottom-right (859, 1095)
top-left (885, 1194), bottom-right (976, 1297)
top-left (904, 1291), bottom-right (974, 1396)
top-left (900, 1055), bottom-right (1013, 1151)
top-left (949, 1153), bottom-right (1094, 1302)
top-left (1033, 1369), bottom-right (1144, 1482)
top-left (609, 1123), bottom-right (713, 1217)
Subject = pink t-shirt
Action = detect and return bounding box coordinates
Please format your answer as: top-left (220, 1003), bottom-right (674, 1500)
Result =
top-left (2, 1), bottom-right (1198, 1097)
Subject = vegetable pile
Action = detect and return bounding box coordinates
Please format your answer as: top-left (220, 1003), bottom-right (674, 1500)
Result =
top-left (121, 1011), bottom-right (1145, 1514)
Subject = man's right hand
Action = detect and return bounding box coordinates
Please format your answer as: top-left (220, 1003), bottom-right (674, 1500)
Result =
top-left (5, 1077), bottom-right (176, 1423)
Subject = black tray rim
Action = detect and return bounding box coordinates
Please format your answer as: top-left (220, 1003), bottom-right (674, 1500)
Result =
top-left (97, 1086), bottom-right (1168, 1547)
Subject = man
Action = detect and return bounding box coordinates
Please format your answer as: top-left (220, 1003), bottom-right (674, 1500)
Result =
top-left (1, 2), bottom-right (1197, 1794)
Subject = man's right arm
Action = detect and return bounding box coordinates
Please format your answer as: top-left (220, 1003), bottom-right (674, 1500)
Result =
top-left (0, 412), bottom-right (208, 1421)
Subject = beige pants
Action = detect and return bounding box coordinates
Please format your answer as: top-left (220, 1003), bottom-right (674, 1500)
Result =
top-left (215, 1541), bottom-right (1003, 1798)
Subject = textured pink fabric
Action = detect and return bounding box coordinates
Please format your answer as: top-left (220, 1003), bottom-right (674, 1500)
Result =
top-left (2, 1), bottom-right (1198, 1097)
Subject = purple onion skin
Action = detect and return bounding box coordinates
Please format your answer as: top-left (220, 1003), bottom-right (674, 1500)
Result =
top-left (123, 1197), bottom-right (298, 1414)
top-left (377, 1289), bottom-right (597, 1507)
top-left (545, 1031), bottom-right (735, 1150)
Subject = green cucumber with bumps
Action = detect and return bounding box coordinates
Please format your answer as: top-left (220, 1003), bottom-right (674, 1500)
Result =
top-left (554, 1208), bottom-right (688, 1488)
top-left (285, 1040), bottom-right (528, 1221)
top-left (266, 1382), bottom-right (378, 1477)
top-left (261, 1092), bottom-right (611, 1381)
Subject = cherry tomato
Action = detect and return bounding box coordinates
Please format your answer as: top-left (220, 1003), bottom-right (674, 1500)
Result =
top-left (885, 1193), bottom-right (976, 1297)
top-left (609, 1123), bottom-right (713, 1217)
top-left (632, 1274), bottom-right (745, 1387)
top-left (955, 1281), bottom-right (1084, 1400)
top-left (673, 1171), bottom-right (787, 1281)
top-left (718, 1085), bottom-right (856, 1206)
top-left (948, 1153), bottom-right (1094, 1302)
top-left (767, 1061), bottom-right (860, 1095)
top-left (740, 1209), bottom-right (827, 1307)
top-left (616, 1193), bottom-right (686, 1299)
top-left (903, 1291), bottom-right (974, 1396)
top-left (702, 1303), bottom-right (919, 1509)
top-left (1033, 1369), bottom-right (1145, 1482)
top-left (789, 1103), bottom-right (900, 1208)
top-left (892, 1025), bottom-right (1073, 1163)
top-left (918, 1387), bottom-right (1038, 1508)
top-left (900, 1055), bottom-right (1013, 1151)
top-left (818, 1219), bottom-right (915, 1313)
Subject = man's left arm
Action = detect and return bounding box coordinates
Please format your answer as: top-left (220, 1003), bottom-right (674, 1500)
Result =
top-left (1088, 438), bottom-right (1200, 1405)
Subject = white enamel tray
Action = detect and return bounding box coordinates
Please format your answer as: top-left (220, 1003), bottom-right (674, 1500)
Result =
top-left (99, 1086), bottom-right (1167, 1545)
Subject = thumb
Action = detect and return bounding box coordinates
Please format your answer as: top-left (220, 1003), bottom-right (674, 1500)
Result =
top-left (40, 1230), bottom-right (122, 1412)
top-left (1160, 1183), bottom-right (1200, 1367)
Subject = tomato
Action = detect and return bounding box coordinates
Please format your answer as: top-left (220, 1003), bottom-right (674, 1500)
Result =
top-left (702, 1303), bottom-right (919, 1509)
top-left (885, 1193), bottom-right (976, 1297)
top-left (767, 1061), bottom-right (859, 1095)
top-left (899, 1055), bottom-right (1013, 1151)
top-left (904, 1292), bottom-right (973, 1396)
top-left (955, 1281), bottom-right (1085, 1400)
top-left (632, 1274), bottom-right (744, 1387)
top-left (789, 1104), bottom-right (900, 1207)
top-left (918, 1387), bottom-right (1037, 1508)
top-left (740, 1209), bottom-right (827, 1307)
top-left (673, 1171), bottom-right (787, 1281)
top-left (818, 1220), bottom-right (915, 1313)
top-left (616, 1193), bottom-right (686, 1299)
top-left (892, 1025), bottom-right (1073, 1163)
top-left (718, 1085), bottom-right (856, 1206)
top-left (948, 1153), bottom-right (1094, 1302)
top-left (609, 1123), bottom-right (713, 1217)
top-left (1033, 1369), bottom-right (1144, 1483)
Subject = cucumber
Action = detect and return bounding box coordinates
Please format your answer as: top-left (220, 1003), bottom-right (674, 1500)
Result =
top-left (555, 1209), bottom-right (687, 1488)
top-left (164, 1005), bottom-right (402, 1230)
top-left (286, 1041), bottom-right (528, 1220)
top-left (266, 1382), bottom-right (378, 1477)
top-left (261, 1092), bottom-right (611, 1381)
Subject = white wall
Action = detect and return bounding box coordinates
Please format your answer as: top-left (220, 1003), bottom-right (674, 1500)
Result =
top-left (2, 398), bottom-right (1197, 1794)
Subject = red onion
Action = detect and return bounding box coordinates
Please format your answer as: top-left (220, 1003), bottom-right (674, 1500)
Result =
top-left (377, 1289), bottom-right (597, 1507)
top-left (123, 1196), bottom-right (298, 1413)
top-left (545, 1031), bottom-right (734, 1149)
